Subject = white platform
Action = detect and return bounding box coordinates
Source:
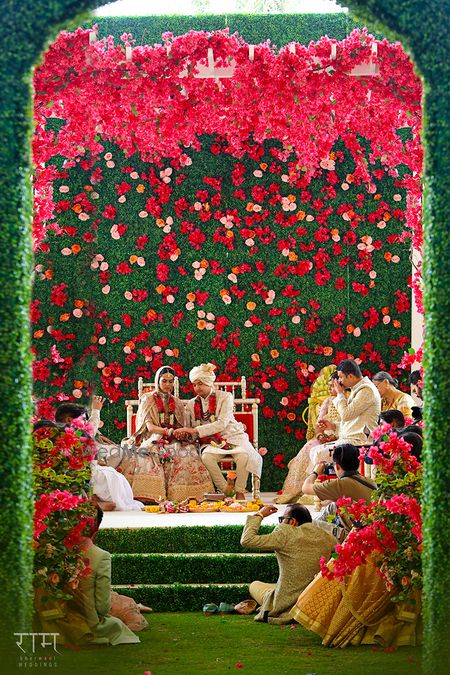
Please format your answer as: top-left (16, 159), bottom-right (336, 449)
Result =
top-left (100, 493), bottom-right (319, 529)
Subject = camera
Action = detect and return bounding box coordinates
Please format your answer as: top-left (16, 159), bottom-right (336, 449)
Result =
top-left (323, 462), bottom-right (337, 477)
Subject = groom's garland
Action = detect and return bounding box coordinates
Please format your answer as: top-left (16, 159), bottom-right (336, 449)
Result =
top-left (193, 394), bottom-right (233, 450)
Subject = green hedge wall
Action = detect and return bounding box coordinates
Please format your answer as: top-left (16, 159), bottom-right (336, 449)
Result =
top-left (97, 524), bottom-right (275, 553)
top-left (82, 13), bottom-right (385, 47)
top-left (111, 552), bottom-right (277, 585)
top-left (33, 133), bottom-right (412, 490)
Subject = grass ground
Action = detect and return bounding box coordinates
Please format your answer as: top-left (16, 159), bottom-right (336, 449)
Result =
top-left (11, 613), bottom-right (422, 675)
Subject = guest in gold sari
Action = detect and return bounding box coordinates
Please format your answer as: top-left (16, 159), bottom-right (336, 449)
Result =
top-left (121, 366), bottom-right (213, 502)
top-left (290, 557), bottom-right (421, 648)
top-left (372, 371), bottom-right (415, 417)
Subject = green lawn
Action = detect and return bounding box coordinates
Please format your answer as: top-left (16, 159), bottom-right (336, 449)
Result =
top-left (9, 613), bottom-right (422, 675)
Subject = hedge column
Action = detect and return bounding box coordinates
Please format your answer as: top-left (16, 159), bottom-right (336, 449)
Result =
top-left (346, 1), bottom-right (450, 672)
top-left (0, 0), bottom-right (103, 644)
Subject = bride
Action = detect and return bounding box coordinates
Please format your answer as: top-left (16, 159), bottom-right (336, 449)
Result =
top-left (121, 366), bottom-right (213, 502)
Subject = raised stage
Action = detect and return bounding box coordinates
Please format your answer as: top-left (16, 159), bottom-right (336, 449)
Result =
top-left (99, 493), bottom-right (316, 528)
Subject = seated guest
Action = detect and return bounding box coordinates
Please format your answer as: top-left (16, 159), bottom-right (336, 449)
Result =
top-left (372, 371), bottom-right (415, 417)
top-left (121, 365), bottom-right (213, 502)
top-left (68, 509), bottom-right (142, 645)
top-left (309, 359), bottom-right (381, 467)
top-left (302, 444), bottom-right (376, 540)
top-left (378, 409), bottom-right (405, 429)
top-left (174, 363), bottom-right (262, 500)
top-left (240, 504), bottom-right (337, 624)
top-left (55, 403), bottom-right (143, 512)
top-left (277, 371), bottom-right (342, 504)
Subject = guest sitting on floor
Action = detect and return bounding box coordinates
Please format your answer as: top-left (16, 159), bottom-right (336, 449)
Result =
top-left (174, 362), bottom-right (262, 500)
top-left (68, 508), bottom-right (144, 645)
top-left (240, 503), bottom-right (337, 625)
top-left (302, 443), bottom-right (376, 541)
top-left (55, 402), bottom-right (143, 512)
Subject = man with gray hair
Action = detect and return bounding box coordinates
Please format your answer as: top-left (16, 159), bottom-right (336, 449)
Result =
top-left (174, 363), bottom-right (262, 499)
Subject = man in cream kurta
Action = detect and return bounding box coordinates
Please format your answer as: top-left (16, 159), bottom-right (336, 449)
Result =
top-left (174, 363), bottom-right (262, 498)
top-left (310, 358), bottom-right (381, 466)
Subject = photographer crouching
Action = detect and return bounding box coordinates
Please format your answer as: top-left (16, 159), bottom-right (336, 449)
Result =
top-left (302, 443), bottom-right (376, 542)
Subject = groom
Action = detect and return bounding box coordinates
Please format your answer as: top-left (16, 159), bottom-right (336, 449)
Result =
top-left (174, 363), bottom-right (262, 499)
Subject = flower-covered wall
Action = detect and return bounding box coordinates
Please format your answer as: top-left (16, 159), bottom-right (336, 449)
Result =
top-left (32, 28), bottom-right (422, 490)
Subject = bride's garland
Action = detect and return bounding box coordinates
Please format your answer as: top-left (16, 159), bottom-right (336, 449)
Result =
top-left (153, 391), bottom-right (176, 429)
top-left (193, 394), bottom-right (233, 450)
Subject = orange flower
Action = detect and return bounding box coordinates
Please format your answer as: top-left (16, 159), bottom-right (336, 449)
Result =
top-left (102, 367), bottom-right (111, 376)
top-left (288, 252), bottom-right (298, 261)
top-left (287, 412), bottom-right (296, 421)
top-left (393, 320), bottom-right (401, 328)
top-left (186, 292), bottom-right (196, 302)
top-left (384, 252), bottom-right (393, 262)
top-left (146, 309), bottom-right (157, 320)
top-left (329, 152), bottom-right (336, 160)
top-left (231, 266), bottom-right (241, 275)
top-left (33, 330), bottom-right (44, 338)
top-left (383, 212), bottom-right (391, 221)
top-left (156, 218), bottom-right (165, 227)
top-left (225, 230), bottom-right (234, 238)
top-left (44, 269), bottom-right (53, 279)
top-left (74, 299), bottom-right (84, 308)
top-left (226, 471), bottom-right (237, 481)
top-left (155, 284), bottom-right (166, 294)
top-left (259, 163), bottom-right (268, 170)
top-left (129, 254), bottom-right (138, 263)
top-left (251, 354), bottom-right (260, 362)
top-left (374, 193), bottom-right (382, 200)
top-left (74, 380), bottom-right (84, 389)
top-left (346, 324), bottom-right (354, 334)
top-left (71, 244), bottom-right (81, 254)
top-left (174, 248), bottom-right (181, 256)
top-left (219, 289), bottom-right (229, 297)
top-left (246, 202), bottom-right (254, 212)
top-left (90, 336), bottom-right (98, 343)
top-left (323, 346), bottom-right (333, 356)
top-left (297, 211), bottom-right (306, 220)
top-left (136, 184), bottom-right (145, 193)
top-left (173, 348), bottom-right (179, 357)
top-left (60, 313), bottom-right (70, 322)
top-left (346, 174), bottom-right (354, 183)
top-left (197, 320), bottom-right (206, 330)
top-left (71, 204), bottom-right (82, 213)
top-left (270, 349), bottom-right (279, 358)
top-left (288, 194), bottom-right (296, 202)
top-left (369, 281), bottom-right (375, 288)
top-left (200, 259), bottom-right (209, 269)
top-left (125, 341), bottom-right (135, 350)
top-left (84, 185), bottom-right (93, 192)
top-left (246, 301), bottom-right (256, 311)
top-left (381, 306), bottom-right (390, 315)
top-left (204, 203), bottom-right (210, 211)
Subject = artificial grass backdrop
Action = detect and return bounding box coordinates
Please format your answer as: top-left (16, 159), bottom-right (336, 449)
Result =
top-left (27, 613), bottom-right (422, 675)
